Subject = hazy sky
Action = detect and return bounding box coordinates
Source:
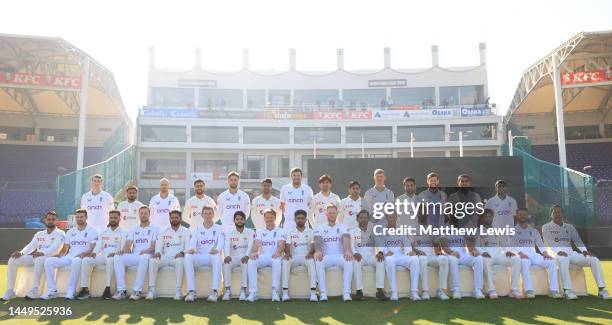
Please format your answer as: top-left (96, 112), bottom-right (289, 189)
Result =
top-left (2, 0), bottom-right (612, 119)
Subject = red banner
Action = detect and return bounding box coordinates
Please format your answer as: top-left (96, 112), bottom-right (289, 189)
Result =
top-left (0, 72), bottom-right (82, 89)
top-left (561, 68), bottom-right (612, 85)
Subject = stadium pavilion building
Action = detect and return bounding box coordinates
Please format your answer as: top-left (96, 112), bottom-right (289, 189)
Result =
top-left (138, 45), bottom-right (503, 202)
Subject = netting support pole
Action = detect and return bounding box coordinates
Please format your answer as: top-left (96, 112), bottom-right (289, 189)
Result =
top-left (75, 58), bottom-right (91, 199)
top-left (552, 55), bottom-right (569, 205)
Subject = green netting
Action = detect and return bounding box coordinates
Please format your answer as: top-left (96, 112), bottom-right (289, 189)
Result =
top-left (55, 145), bottom-right (136, 219)
top-left (102, 122), bottom-right (129, 159)
top-left (501, 144), bottom-right (596, 227)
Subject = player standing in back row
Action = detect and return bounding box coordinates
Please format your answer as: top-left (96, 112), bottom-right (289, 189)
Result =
top-left (339, 181), bottom-right (362, 229)
top-left (251, 178), bottom-right (281, 231)
top-left (117, 186), bottom-right (144, 232)
top-left (149, 178), bottom-right (181, 230)
top-left (80, 174), bottom-right (115, 233)
top-left (217, 171), bottom-right (251, 232)
top-left (310, 174), bottom-right (341, 228)
top-left (280, 167), bottom-right (313, 229)
top-left (184, 179), bottom-right (218, 228)
top-left (362, 169), bottom-right (394, 224)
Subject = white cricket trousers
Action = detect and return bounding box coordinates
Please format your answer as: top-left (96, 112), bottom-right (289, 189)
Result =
top-left (353, 254), bottom-right (385, 290)
top-left (81, 255), bottom-right (114, 288)
top-left (483, 254), bottom-right (521, 292)
top-left (282, 255), bottom-right (316, 289)
top-left (184, 253), bottom-right (221, 292)
top-left (419, 254), bottom-right (449, 291)
top-left (520, 253), bottom-right (559, 292)
top-left (556, 252), bottom-right (606, 290)
top-left (315, 254), bottom-right (353, 295)
top-left (149, 256), bottom-right (184, 290)
top-left (44, 256), bottom-right (82, 294)
top-left (6, 255), bottom-right (48, 291)
top-left (223, 256), bottom-right (248, 290)
top-left (114, 253), bottom-right (150, 292)
top-left (447, 254), bottom-right (484, 292)
top-left (248, 254), bottom-right (282, 293)
top-left (386, 255), bottom-right (419, 293)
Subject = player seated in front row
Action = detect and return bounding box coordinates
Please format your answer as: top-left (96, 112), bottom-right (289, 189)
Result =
top-left (2, 211), bottom-right (65, 301)
top-left (146, 210), bottom-right (190, 300)
top-left (77, 209), bottom-right (127, 300)
top-left (379, 210), bottom-right (420, 301)
top-left (43, 209), bottom-right (98, 300)
top-left (477, 208), bottom-right (522, 299)
top-left (282, 209), bottom-right (317, 301)
top-left (183, 206), bottom-right (224, 302)
top-left (313, 203), bottom-right (354, 302)
top-left (222, 210), bottom-right (253, 301)
top-left (542, 205), bottom-right (610, 300)
top-left (247, 208), bottom-right (285, 302)
top-left (113, 206), bottom-right (159, 300)
top-left (411, 211), bottom-right (449, 300)
top-left (440, 216), bottom-right (485, 299)
top-left (350, 209), bottom-right (388, 301)
top-left (511, 208), bottom-right (559, 298)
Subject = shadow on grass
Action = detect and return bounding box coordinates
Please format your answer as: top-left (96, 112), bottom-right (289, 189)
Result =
top-left (1, 295), bottom-right (611, 325)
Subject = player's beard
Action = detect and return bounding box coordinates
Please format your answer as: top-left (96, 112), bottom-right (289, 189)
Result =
top-left (235, 223), bottom-right (244, 230)
top-left (45, 223), bottom-right (56, 230)
top-left (170, 221), bottom-right (180, 227)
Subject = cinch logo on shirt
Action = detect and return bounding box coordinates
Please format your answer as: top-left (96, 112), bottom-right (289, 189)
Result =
top-left (87, 205), bottom-right (103, 210)
top-left (447, 238), bottom-right (464, 245)
top-left (261, 241), bottom-right (276, 246)
top-left (225, 204), bottom-right (241, 209)
top-left (518, 239), bottom-right (534, 245)
top-left (134, 238), bottom-right (149, 244)
top-left (322, 237), bottom-right (339, 242)
top-left (157, 208), bottom-right (170, 214)
top-left (200, 239), bottom-right (216, 245)
top-left (386, 239), bottom-right (403, 246)
top-left (70, 240), bottom-right (88, 246)
top-left (287, 198), bottom-right (304, 203)
top-left (498, 210), bottom-right (512, 216)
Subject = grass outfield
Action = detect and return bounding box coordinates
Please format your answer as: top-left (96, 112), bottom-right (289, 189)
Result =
top-left (0, 263), bottom-right (610, 324)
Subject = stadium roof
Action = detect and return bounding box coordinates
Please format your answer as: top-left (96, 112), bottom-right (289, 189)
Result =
top-left (507, 30), bottom-right (612, 119)
top-left (0, 33), bottom-right (128, 120)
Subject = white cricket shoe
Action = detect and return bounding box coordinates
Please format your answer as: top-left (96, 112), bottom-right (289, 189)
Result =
top-left (129, 291), bottom-right (142, 301)
top-left (239, 289), bottom-right (246, 301)
top-left (319, 293), bottom-right (328, 301)
top-left (271, 290), bottom-right (280, 302)
top-left (309, 292), bottom-right (318, 302)
top-left (184, 291), bottom-right (197, 302)
top-left (452, 290), bottom-right (462, 299)
top-left (437, 289), bottom-right (449, 301)
top-left (145, 289), bottom-right (156, 300)
top-left (390, 291), bottom-right (399, 301)
top-left (25, 288), bottom-right (39, 300)
top-left (174, 290), bottom-right (183, 301)
top-left (474, 291), bottom-right (485, 299)
top-left (342, 293), bottom-right (352, 302)
top-left (509, 290), bottom-right (522, 299)
top-left (1, 290), bottom-right (16, 301)
top-left (40, 290), bottom-right (58, 300)
top-left (207, 291), bottom-right (218, 302)
top-left (525, 290), bottom-right (535, 299)
top-left (421, 291), bottom-right (430, 300)
top-left (64, 292), bottom-right (74, 300)
top-left (282, 290), bottom-right (290, 301)
top-left (549, 290), bottom-right (563, 299)
top-left (489, 290), bottom-right (499, 300)
top-left (246, 291), bottom-right (258, 302)
top-left (411, 292), bottom-right (421, 301)
top-left (112, 290), bottom-right (127, 300)
top-left (565, 290), bottom-right (578, 300)
top-left (222, 290), bottom-right (231, 301)
top-left (599, 289), bottom-right (610, 300)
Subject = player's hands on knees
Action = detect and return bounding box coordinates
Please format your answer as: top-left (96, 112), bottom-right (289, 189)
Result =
top-left (344, 252), bottom-right (353, 262)
top-left (284, 253), bottom-right (292, 261)
top-left (32, 251), bottom-right (44, 257)
top-left (542, 252), bottom-right (553, 260)
top-left (482, 252), bottom-right (491, 258)
top-left (186, 249), bottom-right (195, 255)
top-left (451, 251), bottom-right (460, 258)
top-left (153, 252), bottom-right (161, 259)
top-left (385, 251), bottom-right (393, 257)
top-left (582, 250), bottom-right (593, 257)
top-left (241, 256), bottom-right (249, 264)
top-left (353, 253), bottom-right (362, 262)
top-left (250, 253), bottom-right (259, 260)
top-left (505, 251), bottom-right (515, 258)
top-left (224, 256), bottom-right (232, 264)
top-left (557, 251), bottom-right (568, 257)
top-left (273, 252), bottom-right (282, 259)
top-left (209, 248), bottom-right (219, 255)
top-left (10, 251), bottom-right (23, 258)
top-left (518, 252), bottom-right (528, 259)
top-left (305, 252), bottom-right (313, 260)
top-left (314, 251), bottom-right (323, 261)
top-left (107, 253), bottom-right (115, 258)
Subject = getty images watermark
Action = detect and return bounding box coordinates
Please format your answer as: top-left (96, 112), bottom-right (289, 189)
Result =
top-left (370, 199), bottom-right (516, 237)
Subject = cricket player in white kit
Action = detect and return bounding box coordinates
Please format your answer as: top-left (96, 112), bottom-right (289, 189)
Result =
top-left (222, 210), bottom-right (253, 301)
top-left (484, 180), bottom-right (518, 229)
top-left (280, 167), bottom-right (313, 229)
top-left (247, 209), bottom-right (285, 302)
top-left (149, 178), bottom-right (181, 230)
top-left (542, 205), bottom-right (610, 300)
top-left (251, 178), bottom-right (281, 231)
top-left (477, 209), bottom-right (522, 299)
top-left (184, 179), bottom-right (218, 227)
top-left (147, 210), bottom-right (190, 300)
top-left (281, 209), bottom-right (317, 301)
top-left (184, 206), bottom-right (224, 302)
top-left (310, 174), bottom-right (341, 228)
top-left (379, 211), bottom-right (420, 301)
top-left (350, 209), bottom-right (388, 301)
top-left (2, 212), bottom-right (65, 301)
top-left (441, 217), bottom-right (485, 299)
top-left (117, 186), bottom-right (144, 232)
top-left (217, 171), bottom-right (251, 232)
top-left (113, 206), bottom-right (159, 300)
top-left (80, 174), bottom-right (115, 233)
top-left (313, 203), bottom-right (353, 302)
top-left (77, 210), bottom-right (127, 300)
top-left (411, 212), bottom-right (449, 300)
top-left (339, 181), bottom-right (362, 229)
top-left (43, 209), bottom-right (98, 300)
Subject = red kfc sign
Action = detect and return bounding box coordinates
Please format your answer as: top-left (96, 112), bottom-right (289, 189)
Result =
top-left (346, 110), bottom-right (372, 120)
top-left (315, 110), bottom-right (345, 120)
top-left (561, 68), bottom-right (612, 85)
top-left (0, 72), bottom-right (82, 90)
